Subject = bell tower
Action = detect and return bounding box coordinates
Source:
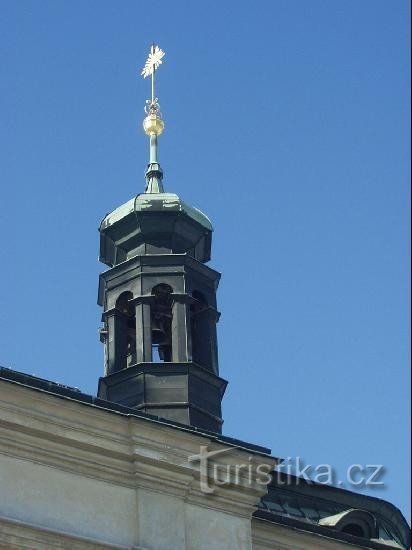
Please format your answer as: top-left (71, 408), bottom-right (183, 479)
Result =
top-left (97, 46), bottom-right (227, 434)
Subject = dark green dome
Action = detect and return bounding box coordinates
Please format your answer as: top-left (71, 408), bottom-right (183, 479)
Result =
top-left (99, 192), bottom-right (213, 267)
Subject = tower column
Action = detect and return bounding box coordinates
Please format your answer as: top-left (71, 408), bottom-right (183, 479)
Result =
top-left (103, 308), bottom-right (128, 375)
top-left (131, 296), bottom-right (153, 363)
top-left (192, 306), bottom-right (220, 374)
top-left (204, 307), bottom-right (220, 374)
top-left (171, 294), bottom-right (193, 362)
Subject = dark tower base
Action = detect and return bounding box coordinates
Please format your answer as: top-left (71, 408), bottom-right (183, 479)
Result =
top-left (98, 362), bottom-right (227, 434)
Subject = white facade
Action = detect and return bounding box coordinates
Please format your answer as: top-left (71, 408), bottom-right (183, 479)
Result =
top-left (0, 378), bottom-right (268, 549)
top-left (0, 379), bottom-right (395, 549)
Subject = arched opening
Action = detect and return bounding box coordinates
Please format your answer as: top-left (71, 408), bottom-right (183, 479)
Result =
top-left (115, 291), bottom-right (135, 367)
top-left (341, 524), bottom-right (367, 538)
top-left (151, 284), bottom-right (173, 362)
top-left (319, 509), bottom-right (377, 540)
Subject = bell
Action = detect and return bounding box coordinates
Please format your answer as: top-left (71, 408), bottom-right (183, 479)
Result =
top-left (151, 316), bottom-right (167, 345)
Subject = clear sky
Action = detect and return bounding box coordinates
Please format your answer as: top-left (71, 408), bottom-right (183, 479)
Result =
top-left (1, 0), bottom-right (410, 521)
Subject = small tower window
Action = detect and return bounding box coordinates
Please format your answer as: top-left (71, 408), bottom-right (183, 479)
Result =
top-left (319, 509), bottom-right (377, 540)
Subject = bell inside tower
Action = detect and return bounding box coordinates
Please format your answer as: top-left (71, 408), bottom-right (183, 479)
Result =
top-left (151, 284), bottom-right (172, 362)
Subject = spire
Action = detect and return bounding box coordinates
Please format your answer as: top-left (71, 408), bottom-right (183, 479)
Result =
top-left (141, 44), bottom-right (165, 194)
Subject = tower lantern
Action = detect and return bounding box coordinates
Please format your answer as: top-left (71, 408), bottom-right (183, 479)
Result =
top-left (97, 45), bottom-right (227, 433)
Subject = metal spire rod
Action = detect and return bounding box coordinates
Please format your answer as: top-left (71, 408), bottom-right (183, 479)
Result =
top-left (151, 61), bottom-right (155, 104)
top-left (141, 44), bottom-right (165, 194)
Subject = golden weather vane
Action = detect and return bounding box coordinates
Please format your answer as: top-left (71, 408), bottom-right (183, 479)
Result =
top-left (141, 44), bottom-right (165, 104)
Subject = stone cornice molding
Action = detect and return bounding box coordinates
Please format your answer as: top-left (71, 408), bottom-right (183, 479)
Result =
top-left (102, 307), bottom-right (129, 319)
top-left (0, 379), bottom-right (276, 519)
top-left (0, 515), bottom-right (129, 549)
top-left (128, 295), bottom-right (155, 306)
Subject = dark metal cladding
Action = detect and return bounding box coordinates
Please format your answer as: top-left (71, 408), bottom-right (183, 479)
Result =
top-left (98, 362), bottom-right (227, 434)
top-left (99, 193), bottom-right (213, 266)
top-left (97, 191), bottom-right (226, 433)
top-left (256, 473), bottom-right (411, 550)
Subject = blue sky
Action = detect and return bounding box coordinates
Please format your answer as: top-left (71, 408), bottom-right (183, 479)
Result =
top-left (1, 0), bottom-right (410, 520)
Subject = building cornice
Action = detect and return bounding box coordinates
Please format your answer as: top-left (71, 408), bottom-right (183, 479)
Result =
top-left (0, 515), bottom-right (128, 550)
top-left (0, 376), bottom-right (276, 520)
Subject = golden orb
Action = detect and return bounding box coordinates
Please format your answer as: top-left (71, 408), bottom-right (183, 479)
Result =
top-left (143, 113), bottom-right (165, 136)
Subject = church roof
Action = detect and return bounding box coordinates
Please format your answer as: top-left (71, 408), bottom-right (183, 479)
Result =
top-left (0, 366), bottom-right (409, 550)
top-left (100, 193), bottom-right (213, 233)
top-left (256, 473), bottom-right (410, 549)
top-left (0, 366), bottom-right (268, 456)
top-left (99, 192), bottom-right (213, 266)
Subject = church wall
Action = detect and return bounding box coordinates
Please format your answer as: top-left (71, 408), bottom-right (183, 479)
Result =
top-left (0, 453), bottom-right (138, 546)
top-left (0, 379), bottom-right (275, 549)
top-left (185, 503), bottom-right (252, 550)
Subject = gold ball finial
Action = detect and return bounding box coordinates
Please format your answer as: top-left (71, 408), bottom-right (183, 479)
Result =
top-left (143, 112), bottom-right (164, 136)
top-left (143, 99), bottom-right (164, 136)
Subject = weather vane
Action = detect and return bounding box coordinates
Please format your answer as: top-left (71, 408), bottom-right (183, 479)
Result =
top-left (141, 44), bottom-right (165, 193)
top-left (141, 44), bottom-right (165, 106)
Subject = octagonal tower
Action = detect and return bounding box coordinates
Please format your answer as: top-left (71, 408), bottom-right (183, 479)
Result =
top-left (97, 46), bottom-right (226, 433)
